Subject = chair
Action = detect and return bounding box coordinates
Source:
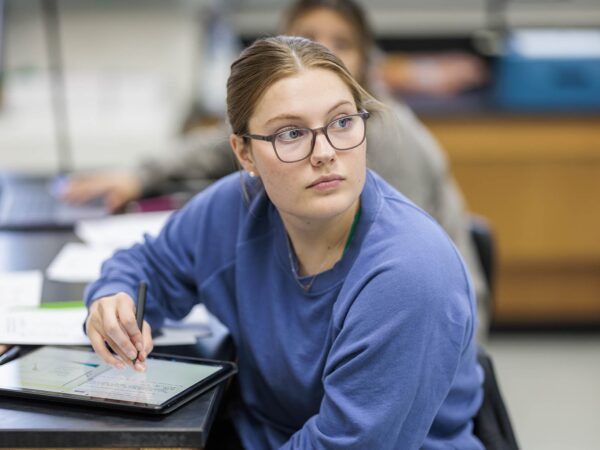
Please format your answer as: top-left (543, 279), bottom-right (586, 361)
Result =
top-left (473, 346), bottom-right (520, 450)
top-left (469, 215), bottom-right (497, 337)
top-left (468, 216), bottom-right (519, 448)
top-left (469, 215), bottom-right (496, 292)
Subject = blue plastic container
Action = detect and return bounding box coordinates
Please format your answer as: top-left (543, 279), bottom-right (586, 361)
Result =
top-left (495, 30), bottom-right (600, 111)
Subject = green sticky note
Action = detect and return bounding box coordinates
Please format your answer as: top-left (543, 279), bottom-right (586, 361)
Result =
top-left (39, 300), bottom-right (85, 309)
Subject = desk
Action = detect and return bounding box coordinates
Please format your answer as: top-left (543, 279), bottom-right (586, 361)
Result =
top-left (0, 229), bottom-right (232, 449)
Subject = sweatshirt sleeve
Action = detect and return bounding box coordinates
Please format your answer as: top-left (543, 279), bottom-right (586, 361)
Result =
top-left (84, 176), bottom-right (241, 330)
top-left (280, 257), bottom-right (482, 450)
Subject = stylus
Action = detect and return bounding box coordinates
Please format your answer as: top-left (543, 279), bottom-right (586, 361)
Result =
top-left (0, 345), bottom-right (21, 365)
top-left (133, 281), bottom-right (147, 363)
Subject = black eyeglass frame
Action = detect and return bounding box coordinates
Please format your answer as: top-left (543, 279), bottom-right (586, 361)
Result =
top-left (242, 110), bottom-right (370, 163)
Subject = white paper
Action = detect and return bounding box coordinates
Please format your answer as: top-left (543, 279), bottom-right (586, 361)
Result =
top-left (46, 243), bottom-right (116, 283)
top-left (75, 211), bottom-right (173, 249)
top-left (0, 270), bottom-right (43, 309)
top-left (164, 304), bottom-right (211, 330)
top-left (159, 304), bottom-right (212, 344)
top-left (0, 307), bottom-right (90, 345)
top-left (0, 304), bottom-right (210, 346)
top-left (153, 328), bottom-right (201, 346)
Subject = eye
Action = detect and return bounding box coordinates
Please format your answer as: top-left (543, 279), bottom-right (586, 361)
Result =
top-left (331, 116), bottom-right (354, 129)
top-left (276, 128), bottom-right (308, 142)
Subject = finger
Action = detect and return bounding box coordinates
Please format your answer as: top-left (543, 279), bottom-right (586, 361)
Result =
top-left (144, 321), bottom-right (154, 354)
top-left (64, 178), bottom-right (110, 204)
top-left (136, 321), bottom-right (154, 363)
top-left (87, 296), bottom-right (133, 368)
top-left (88, 327), bottom-right (124, 369)
top-left (102, 313), bottom-right (139, 362)
top-left (116, 297), bottom-right (144, 354)
top-left (132, 323), bottom-right (152, 372)
top-left (104, 334), bottom-right (136, 370)
top-left (134, 358), bottom-right (146, 372)
top-left (105, 191), bottom-right (128, 213)
top-left (0, 344), bottom-right (9, 355)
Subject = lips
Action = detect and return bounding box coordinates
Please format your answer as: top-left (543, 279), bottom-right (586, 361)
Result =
top-left (306, 174), bottom-right (344, 189)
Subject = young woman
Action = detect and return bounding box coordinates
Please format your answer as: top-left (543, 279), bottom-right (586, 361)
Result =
top-left (84, 36), bottom-right (483, 450)
top-left (63, 0), bottom-right (488, 334)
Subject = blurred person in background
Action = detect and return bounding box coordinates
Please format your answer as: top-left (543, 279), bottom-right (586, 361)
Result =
top-left (61, 0), bottom-right (489, 335)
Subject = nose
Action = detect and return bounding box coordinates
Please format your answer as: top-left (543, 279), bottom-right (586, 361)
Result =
top-left (310, 130), bottom-right (336, 165)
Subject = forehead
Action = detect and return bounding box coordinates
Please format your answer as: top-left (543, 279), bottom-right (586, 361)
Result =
top-left (289, 7), bottom-right (357, 38)
top-left (250, 68), bottom-right (355, 126)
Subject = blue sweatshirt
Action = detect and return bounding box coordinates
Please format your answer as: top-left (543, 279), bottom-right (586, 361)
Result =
top-left (86, 170), bottom-right (484, 450)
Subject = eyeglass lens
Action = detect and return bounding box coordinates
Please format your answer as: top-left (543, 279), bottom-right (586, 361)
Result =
top-left (274, 114), bottom-right (366, 162)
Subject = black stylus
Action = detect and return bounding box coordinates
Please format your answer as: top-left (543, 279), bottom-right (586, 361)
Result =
top-left (0, 345), bottom-right (21, 365)
top-left (133, 281), bottom-right (147, 364)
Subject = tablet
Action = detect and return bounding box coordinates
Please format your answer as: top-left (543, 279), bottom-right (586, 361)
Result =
top-left (0, 346), bottom-right (237, 414)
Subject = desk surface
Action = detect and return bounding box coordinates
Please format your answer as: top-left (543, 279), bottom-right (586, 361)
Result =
top-left (0, 229), bottom-right (232, 449)
top-left (0, 383), bottom-right (223, 448)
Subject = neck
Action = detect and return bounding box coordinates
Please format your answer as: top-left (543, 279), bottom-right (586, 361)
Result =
top-left (283, 200), bottom-right (360, 277)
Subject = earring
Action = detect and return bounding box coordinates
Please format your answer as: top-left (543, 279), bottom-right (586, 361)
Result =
top-left (248, 171), bottom-right (256, 177)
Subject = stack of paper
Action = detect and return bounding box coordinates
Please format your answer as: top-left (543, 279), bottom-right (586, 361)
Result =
top-left (2, 226), bottom-right (211, 346)
top-left (1, 305), bottom-right (89, 345)
top-left (47, 211), bottom-right (173, 284)
top-left (46, 243), bottom-right (115, 283)
top-left (0, 212), bottom-right (213, 346)
top-left (75, 210), bottom-right (173, 249)
top-left (0, 300), bottom-right (211, 346)
top-left (0, 271), bottom-right (43, 309)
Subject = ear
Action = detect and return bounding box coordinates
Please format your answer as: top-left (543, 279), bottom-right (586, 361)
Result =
top-left (230, 134), bottom-right (258, 176)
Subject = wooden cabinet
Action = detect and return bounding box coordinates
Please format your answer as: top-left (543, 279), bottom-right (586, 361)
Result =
top-left (423, 116), bottom-right (600, 326)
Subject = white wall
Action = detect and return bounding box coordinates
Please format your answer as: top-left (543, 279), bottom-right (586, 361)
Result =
top-left (0, 0), bottom-right (204, 174)
top-left (2, 0), bottom-right (599, 174)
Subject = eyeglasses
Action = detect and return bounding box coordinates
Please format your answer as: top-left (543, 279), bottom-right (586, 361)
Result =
top-left (242, 111), bottom-right (370, 163)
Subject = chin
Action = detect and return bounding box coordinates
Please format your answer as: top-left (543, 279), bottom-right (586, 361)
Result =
top-left (302, 194), bottom-right (358, 221)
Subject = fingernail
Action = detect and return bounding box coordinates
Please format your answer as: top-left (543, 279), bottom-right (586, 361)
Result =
top-left (115, 361), bottom-right (125, 369)
top-left (135, 362), bottom-right (146, 372)
top-left (128, 351), bottom-right (137, 360)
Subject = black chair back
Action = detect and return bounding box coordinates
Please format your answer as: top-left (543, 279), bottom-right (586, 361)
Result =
top-left (474, 347), bottom-right (520, 450)
top-left (470, 216), bottom-right (496, 292)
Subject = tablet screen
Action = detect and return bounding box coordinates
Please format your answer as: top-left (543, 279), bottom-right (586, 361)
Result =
top-left (0, 347), bottom-right (234, 411)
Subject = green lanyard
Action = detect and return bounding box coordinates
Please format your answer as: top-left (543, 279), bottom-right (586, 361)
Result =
top-left (344, 207), bottom-right (362, 253)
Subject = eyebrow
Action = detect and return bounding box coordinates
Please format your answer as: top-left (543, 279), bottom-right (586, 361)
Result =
top-left (263, 100), bottom-right (355, 127)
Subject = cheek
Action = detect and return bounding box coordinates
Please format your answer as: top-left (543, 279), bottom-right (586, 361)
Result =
top-left (257, 164), bottom-right (299, 206)
top-left (351, 146), bottom-right (367, 186)
top-left (352, 144), bottom-right (367, 168)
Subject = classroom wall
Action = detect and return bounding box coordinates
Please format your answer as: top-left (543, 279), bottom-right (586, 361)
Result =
top-left (0, 0), bottom-right (203, 174)
top-left (2, 0), bottom-right (600, 174)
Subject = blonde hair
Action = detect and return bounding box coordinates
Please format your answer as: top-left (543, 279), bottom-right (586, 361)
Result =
top-left (227, 35), bottom-right (379, 137)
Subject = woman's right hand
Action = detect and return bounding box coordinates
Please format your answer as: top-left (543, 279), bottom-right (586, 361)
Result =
top-left (85, 292), bottom-right (153, 372)
top-left (61, 172), bottom-right (143, 212)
